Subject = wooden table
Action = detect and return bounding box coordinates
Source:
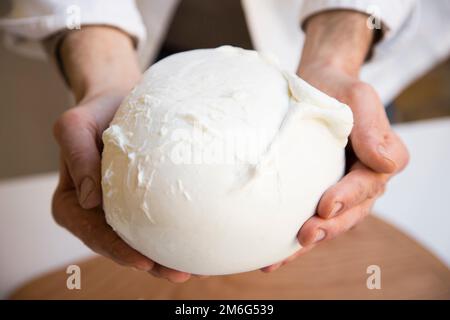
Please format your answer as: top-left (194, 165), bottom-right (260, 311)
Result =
top-left (9, 216), bottom-right (450, 300)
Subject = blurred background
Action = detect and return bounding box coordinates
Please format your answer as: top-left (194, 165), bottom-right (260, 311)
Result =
top-left (1, 0), bottom-right (450, 179)
top-left (0, 0), bottom-right (449, 299)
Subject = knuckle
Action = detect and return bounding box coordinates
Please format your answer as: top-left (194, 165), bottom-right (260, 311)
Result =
top-left (368, 178), bottom-right (383, 199)
top-left (325, 187), bottom-right (342, 205)
top-left (357, 178), bottom-right (367, 198)
top-left (345, 81), bottom-right (375, 104)
top-left (351, 176), bottom-right (366, 202)
top-left (67, 148), bottom-right (88, 168)
top-left (53, 108), bottom-right (95, 143)
top-left (53, 109), bottom-right (83, 141)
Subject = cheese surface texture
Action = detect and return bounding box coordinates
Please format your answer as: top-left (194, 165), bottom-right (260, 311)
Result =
top-left (101, 46), bottom-right (353, 275)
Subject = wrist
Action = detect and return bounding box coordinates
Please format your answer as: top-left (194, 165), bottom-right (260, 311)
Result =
top-left (298, 10), bottom-right (374, 77)
top-left (59, 26), bottom-right (141, 102)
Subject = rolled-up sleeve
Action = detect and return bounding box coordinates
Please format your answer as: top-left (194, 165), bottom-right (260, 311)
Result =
top-left (299, 0), bottom-right (417, 38)
top-left (0, 0), bottom-right (146, 58)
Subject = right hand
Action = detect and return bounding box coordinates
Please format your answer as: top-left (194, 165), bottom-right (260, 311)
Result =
top-left (51, 26), bottom-right (193, 283)
top-left (52, 90), bottom-right (193, 283)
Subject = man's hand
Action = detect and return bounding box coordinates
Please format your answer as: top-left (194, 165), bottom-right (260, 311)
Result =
top-left (51, 26), bottom-right (191, 282)
top-left (262, 11), bottom-right (409, 272)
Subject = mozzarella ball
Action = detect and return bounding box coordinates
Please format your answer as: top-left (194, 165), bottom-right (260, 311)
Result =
top-left (101, 46), bottom-right (353, 275)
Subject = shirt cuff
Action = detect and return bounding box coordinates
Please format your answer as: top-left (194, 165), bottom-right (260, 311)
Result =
top-left (0, 0), bottom-right (146, 58)
top-left (299, 0), bottom-right (416, 38)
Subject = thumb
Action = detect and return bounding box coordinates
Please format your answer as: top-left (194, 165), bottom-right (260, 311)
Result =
top-left (348, 83), bottom-right (407, 174)
top-left (54, 109), bottom-right (102, 209)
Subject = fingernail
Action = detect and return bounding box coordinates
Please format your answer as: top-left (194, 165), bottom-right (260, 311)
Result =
top-left (314, 229), bottom-right (326, 243)
top-left (329, 202), bottom-right (343, 218)
top-left (378, 145), bottom-right (396, 169)
top-left (79, 177), bottom-right (94, 207)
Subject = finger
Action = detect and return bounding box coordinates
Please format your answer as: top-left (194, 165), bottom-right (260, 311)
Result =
top-left (261, 262), bottom-right (283, 273)
top-left (52, 188), bottom-right (154, 271)
top-left (299, 198), bottom-right (375, 246)
top-left (281, 248), bottom-right (309, 266)
top-left (260, 244), bottom-right (315, 272)
top-left (148, 269), bottom-right (163, 279)
top-left (193, 275), bottom-right (210, 279)
top-left (381, 130), bottom-right (410, 172)
top-left (151, 264), bottom-right (191, 283)
top-left (317, 161), bottom-right (388, 219)
top-left (53, 109), bottom-right (102, 209)
top-left (347, 82), bottom-right (407, 174)
top-left (56, 154), bottom-right (75, 190)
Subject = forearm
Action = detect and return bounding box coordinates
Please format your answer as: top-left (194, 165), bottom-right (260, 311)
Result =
top-left (299, 10), bottom-right (374, 77)
top-left (59, 26), bottom-right (141, 102)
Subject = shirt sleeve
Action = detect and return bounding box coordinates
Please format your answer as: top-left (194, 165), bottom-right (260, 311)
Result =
top-left (299, 0), bottom-right (417, 39)
top-left (0, 0), bottom-right (146, 59)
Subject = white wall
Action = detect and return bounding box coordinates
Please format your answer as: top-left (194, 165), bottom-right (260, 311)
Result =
top-left (0, 30), bottom-right (71, 179)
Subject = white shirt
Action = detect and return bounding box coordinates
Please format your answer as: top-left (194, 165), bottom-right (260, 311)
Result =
top-left (1, 0), bottom-right (450, 104)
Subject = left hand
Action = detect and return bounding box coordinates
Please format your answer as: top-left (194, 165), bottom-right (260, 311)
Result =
top-left (261, 62), bottom-right (409, 273)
